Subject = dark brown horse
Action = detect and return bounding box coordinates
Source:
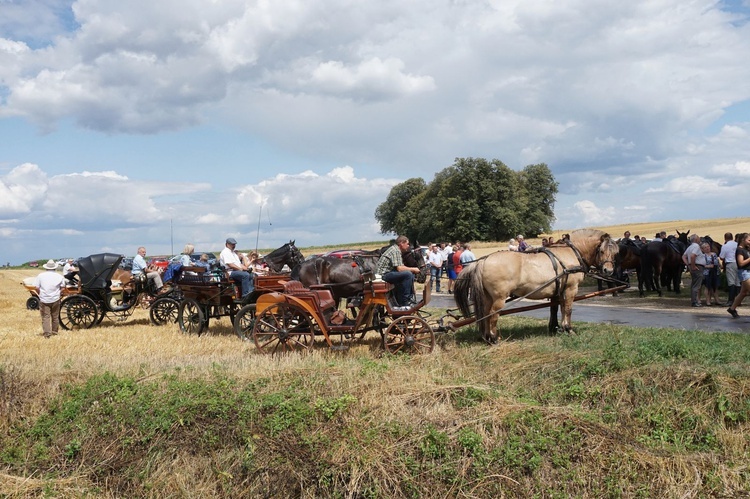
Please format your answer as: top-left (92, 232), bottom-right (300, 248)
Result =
top-left (640, 230), bottom-right (689, 296)
top-left (291, 247), bottom-right (427, 304)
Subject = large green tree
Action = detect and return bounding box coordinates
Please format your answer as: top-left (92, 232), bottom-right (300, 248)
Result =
top-left (375, 158), bottom-right (557, 242)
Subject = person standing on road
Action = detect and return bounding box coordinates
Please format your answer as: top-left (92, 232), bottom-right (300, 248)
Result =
top-left (428, 244), bottom-right (443, 293)
top-left (34, 260), bottom-right (65, 338)
top-left (700, 242), bottom-right (720, 306)
top-left (727, 233), bottom-right (750, 318)
top-left (720, 232), bottom-right (739, 306)
top-left (459, 243), bottom-right (476, 266)
top-left (682, 234), bottom-right (704, 307)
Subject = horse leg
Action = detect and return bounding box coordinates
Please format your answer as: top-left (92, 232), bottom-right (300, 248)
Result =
top-left (560, 288), bottom-right (578, 333)
top-left (548, 298), bottom-right (560, 333)
top-left (483, 297), bottom-right (506, 344)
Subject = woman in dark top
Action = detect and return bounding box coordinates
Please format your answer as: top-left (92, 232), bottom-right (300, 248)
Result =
top-left (727, 232), bottom-right (750, 318)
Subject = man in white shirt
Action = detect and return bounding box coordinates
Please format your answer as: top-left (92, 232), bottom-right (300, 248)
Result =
top-left (428, 244), bottom-right (443, 293)
top-left (34, 260), bottom-right (66, 338)
top-left (719, 232), bottom-right (739, 306)
top-left (220, 237), bottom-right (253, 300)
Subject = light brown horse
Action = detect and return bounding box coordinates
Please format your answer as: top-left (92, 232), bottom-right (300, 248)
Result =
top-left (454, 229), bottom-right (620, 342)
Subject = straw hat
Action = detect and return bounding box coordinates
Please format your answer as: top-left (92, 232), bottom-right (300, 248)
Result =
top-left (43, 259), bottom-right (58, 270)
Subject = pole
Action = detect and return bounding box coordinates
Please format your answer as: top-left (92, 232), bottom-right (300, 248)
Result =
top-left (255, 202), bottom-right (262, 254)
top-left (170, 218), bottom-right (174, 256)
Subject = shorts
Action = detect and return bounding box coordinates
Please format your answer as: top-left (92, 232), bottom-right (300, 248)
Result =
top-left (741, 269), bottom-right (750, 282)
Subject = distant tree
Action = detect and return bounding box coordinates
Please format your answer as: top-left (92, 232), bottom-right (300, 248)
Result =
top-left (519, 163), bottom-right (558, 236)
top-left (375, 158), bottom-right (557, 242)
top-left (374, 178), bottom-right (426, 235)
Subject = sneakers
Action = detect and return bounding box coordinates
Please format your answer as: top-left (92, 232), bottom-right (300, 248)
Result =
top-left (727, 308), bottom-right (740, 318)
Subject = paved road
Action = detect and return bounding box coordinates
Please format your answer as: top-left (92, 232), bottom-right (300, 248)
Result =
top-left (429, 293), bottom-right (749, 333)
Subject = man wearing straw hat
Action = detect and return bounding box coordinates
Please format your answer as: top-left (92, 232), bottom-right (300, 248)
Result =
top-left (34, 259), bottom-right (65, 338)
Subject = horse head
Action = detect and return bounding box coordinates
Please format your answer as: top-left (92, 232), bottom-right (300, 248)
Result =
top-left (595, 233), bottom-right (619, 276)
top-left (263, 240), bottom-right (305, 272)
top-left (403, 246), bottom-right (428, 284)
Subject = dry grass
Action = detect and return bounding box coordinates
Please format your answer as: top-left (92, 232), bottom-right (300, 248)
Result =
top-left (2, 234), bottom-right (750, 497)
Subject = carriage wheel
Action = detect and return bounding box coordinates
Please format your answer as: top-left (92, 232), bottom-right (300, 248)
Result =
top-left (26, 296), bottom-right (40, 310)
top-left (233, 304), bottom-right (256, 341)
top-left (59, 295), bottom-right (99, 330)
top-left (383, 315), bottom-right (434, 355)
top-left (178, 298), bottom-right (205, 335)
top-left (150, 297), bottom-right (179, 326)
top-left (253, 303), bottom-right (314, 355)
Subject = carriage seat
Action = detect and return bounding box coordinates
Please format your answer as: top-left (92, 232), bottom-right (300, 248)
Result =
top-left (282, 280), bottom-right (336, 311)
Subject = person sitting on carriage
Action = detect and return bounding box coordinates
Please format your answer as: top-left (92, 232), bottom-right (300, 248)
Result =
top-left (62, 258), bottom-right (79, 286)
top-left (248, 251), bottom-right (268, 276)
top-left (132, 246), bottom-right (165, 294)
top-left (375, 235), bottom-right (421, 308)
top-left (194, 253), bottom-right (211, 271)
top-left (220, 238), bottom-right (254, 299)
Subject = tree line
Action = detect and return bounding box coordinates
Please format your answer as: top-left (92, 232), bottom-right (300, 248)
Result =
top-left (375, 157), bottom-right (558, 244)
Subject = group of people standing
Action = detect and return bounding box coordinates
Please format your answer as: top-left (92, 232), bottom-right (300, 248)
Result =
top-left (679, 231), bottom-right (750, 316)
top-left (426, 241), bottom-right (476, 295)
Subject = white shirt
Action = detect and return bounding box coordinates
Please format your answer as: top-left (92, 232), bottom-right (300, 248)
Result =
top-left (720, 240), bottom-right (737, 263)
top-left (34, 271), bottom-right (65, 303)
top-left (683, 243), bottom-right (702, 266)
top-left (428, 251), bottom-right (443, 268)
top-left (220, 247), bottom-right (242, 270)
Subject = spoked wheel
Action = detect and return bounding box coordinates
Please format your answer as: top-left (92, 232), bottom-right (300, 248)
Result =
top-left (150, 297), bottom-right (179, 326)
top-left (253, 303), bottom-right (314, 355)
top-left (26, 296), bottom-right (40, 310)
top-left (233, 303), bottom-right (256, 341)
top-left (383, 315), bottom-right (435, 355)
top-left (59, 295), bottom-right (99, 330)
top-left (178, 298), bottom-right (205, 335)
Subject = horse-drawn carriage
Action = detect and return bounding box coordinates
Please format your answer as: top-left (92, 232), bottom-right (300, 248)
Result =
top-left (176, 241), bottom-right (305, 337)
top-left (236, 270), bottom-right (436, 355)
top-left (58, 253), bottom-right (180, 329)
top-left (21, 277), bottom-right (76, 310)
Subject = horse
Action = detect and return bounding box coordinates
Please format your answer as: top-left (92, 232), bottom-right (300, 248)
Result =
top-left (258, 240), bottom-right (305, 273)
top-left (291, 246), bottom-right (428, 304)
top-left (640, 230), bottom-right (688, 296)
top-left (453, 229), bottom-right (620, 343)
top-left (291, 250), bottom-right (382, 303)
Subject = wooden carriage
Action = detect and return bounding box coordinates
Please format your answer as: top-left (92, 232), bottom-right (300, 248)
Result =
top-left (176, 269), bottom-right (291, 337)
top-left (237, 273), bottom-right (436, 355)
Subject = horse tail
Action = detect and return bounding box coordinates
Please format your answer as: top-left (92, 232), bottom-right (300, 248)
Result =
top-left (453, 262), bottom-right (488, 338)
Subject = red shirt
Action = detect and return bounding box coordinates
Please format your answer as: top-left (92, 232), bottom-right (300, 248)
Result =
top-left (453, 250), bottom-right (463, 274)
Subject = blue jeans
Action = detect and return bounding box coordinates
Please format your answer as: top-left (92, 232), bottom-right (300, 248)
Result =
top-left (230, 270), bottom-right (253, 297)
top-left (430, 266), bottom-right (442, 292)
top-left (382, 270), bottom-right (415, 306)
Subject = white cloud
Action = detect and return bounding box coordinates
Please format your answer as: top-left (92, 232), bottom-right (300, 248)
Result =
top-left (572, 200), bottom-right (616, 226)
top-left (645, 176), bottom-right (728, 194)
top-left (0, 163), bottom-right (49, 218)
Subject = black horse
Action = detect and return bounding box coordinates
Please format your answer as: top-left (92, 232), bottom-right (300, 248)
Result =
top-left (641, 230), bottom-right (689, 296)
top-left (597, 239), bottom-right (644, 296)
top-left (261, 240), bottom-right (305, 272)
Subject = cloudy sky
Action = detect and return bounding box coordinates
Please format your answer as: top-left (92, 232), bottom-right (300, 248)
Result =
top-left (1, 0), bottom-right (749, 264)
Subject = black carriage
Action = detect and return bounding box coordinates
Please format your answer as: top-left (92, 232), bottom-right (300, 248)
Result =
top-left (58, 253), bottom-right (180, 330)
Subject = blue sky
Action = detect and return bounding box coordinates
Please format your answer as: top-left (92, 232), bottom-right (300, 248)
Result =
top-left (1, 0), bottom-right (750, 265)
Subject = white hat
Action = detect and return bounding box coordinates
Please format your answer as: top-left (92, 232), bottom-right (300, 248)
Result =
top-left (43, 259), bottom-right (58, 270)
